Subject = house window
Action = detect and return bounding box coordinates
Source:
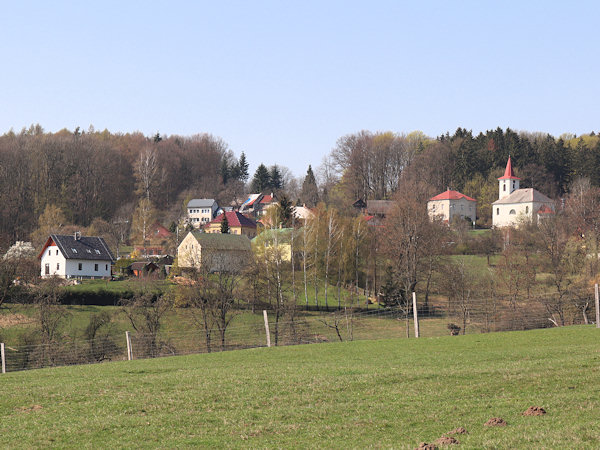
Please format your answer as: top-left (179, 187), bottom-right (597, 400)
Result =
top-left (95, 250), bottom-right (101, 254)
top-left (105, 264), bottom-right (108, 271)
top-left (496, 208), bottom-right (499, 215)
top-left (72, 248), bottom-right (78, 253)
top-left (45, 264), bottom-right (49, 275)
top-left (78, 263), bottom-right (82, 270)
top-left (56, 250), bottom-right (58, 255)
top-left (56, 263), bottom-right (60, 270)
top-left (509, 209), bottom-right (516, 215)
top-left (48, 250), bottom-right (51, 256)
top-left (94, 264), bottom-right (98, 271)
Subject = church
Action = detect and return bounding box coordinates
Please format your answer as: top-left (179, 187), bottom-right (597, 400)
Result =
top-left (492, 157), bottom-right (554, 227)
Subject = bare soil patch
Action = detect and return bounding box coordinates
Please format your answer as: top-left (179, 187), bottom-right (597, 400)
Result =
top-left (484, 417), bottom-right (507, 426)
top-left (522, 406), bottom-right (546, 416)
top-left (434, 436), bottom-right (460, 446)
top-left (447, 427), bottom-right (468, 435)
top-left (415, 443), bottom-right (437, 450)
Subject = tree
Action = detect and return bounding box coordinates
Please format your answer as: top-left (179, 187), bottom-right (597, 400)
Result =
top-left (220, 214), bottom-right (230, 234)
top-left (269, 165), bottom-right (283, 191)
top-left (134, 146), bottom-right (158, 201)
top-left (300, 165), bottom-right (319, 207)
top-left (251, 164), bottom-right (271, 193)
top-left (237, 152), bottom-right (249, 182)
top-left (121, 290), bottom-right (171, 358)
top-left (131, 198), bottom-right (157, 255)
top-left (441, 257), bottom-right (477, 335)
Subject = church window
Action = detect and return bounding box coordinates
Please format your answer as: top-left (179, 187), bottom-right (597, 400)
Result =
top-left (525, 206), bottom-right (529, 214)
top-left (503, 184), bottom-right (506, 192)
top-left (509, 209), bottom-right (516, 215)
top-left (496, 208), bottom-right (499, 215)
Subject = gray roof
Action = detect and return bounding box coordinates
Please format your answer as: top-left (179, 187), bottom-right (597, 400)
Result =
top-left (492, 188), bottom-right (553, 205)
top-left (190, 231), bottom-right (252, 251)
top-left (49, 234), bottom-right (115, 262)
top-left (187, 198), bottom-right (217, 208)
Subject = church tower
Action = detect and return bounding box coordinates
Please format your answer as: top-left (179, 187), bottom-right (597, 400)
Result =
top-left (498, 156), bottom-right (520, 200)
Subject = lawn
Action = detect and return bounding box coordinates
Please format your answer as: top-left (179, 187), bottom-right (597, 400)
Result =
top-left (0, 326), bottom-right (598, 448)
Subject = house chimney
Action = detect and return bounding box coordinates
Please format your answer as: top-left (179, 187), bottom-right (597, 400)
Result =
top-left (74, 231), bottom-right (81, 240)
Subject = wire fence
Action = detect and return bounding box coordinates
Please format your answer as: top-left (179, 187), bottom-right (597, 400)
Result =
top-left (1, 286), bottom-right (598, 374)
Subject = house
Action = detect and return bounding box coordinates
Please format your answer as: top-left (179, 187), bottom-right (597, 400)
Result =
top-left (177, 231), bottom-right (252, 272)
top-left (187, 198), bottom-right (219, 228)
top-left (133, 222), bottom-right (172, 257)
top-left (204, 211), bottom-right (258, 238)
top-left (252, 228), bottom-right (293, 261)
top-left (427, 189), bottom-right (477, 223)
top-left (38, 233), bottom-right (115, 279)
top-left (128, 261), bottom-right (159, 278)
top-left (292, 205), bottom-right (314, 221)
top-left (239, 193), bottom-right (277, 217)
top-left (492, 157), bottom-right (554, 228)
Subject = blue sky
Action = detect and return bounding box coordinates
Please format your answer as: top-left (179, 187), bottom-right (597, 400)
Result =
top-left (1, 1), bottom-right (598, 176)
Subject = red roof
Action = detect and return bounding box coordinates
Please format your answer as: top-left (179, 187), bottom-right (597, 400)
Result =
top-left (429, 189), bottom-right (476, 202)
top-left (260, 194), bottom-right (274, 204)
top-left (208, 211), bottom-right (257, 229)
top-left (152, 222), bottom-right (172, 239)
top-left (537, 205), bottom-right (554, 215)
top-left (498, 156), bottom-right (521, 180)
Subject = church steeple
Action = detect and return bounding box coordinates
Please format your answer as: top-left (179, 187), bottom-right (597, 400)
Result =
top-left (498, 156), bottom-right (520, 199)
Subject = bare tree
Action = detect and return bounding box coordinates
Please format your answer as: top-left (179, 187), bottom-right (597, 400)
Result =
top-left (134, 146), bottom-right (159, 201)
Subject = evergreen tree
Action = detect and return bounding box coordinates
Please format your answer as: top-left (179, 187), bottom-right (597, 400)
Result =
top-left (238, 152), bottom-right (249, 182)
top-left (269, 165), bottom-right (283, 190)
top-left (251, 163), bottom-right (271, 192)
top-left (278, 195), bottom-right (294, 227)
top-left (220, 214), bottom-right (230, 234)
top-left (301, 165), bottom-right (319, 207)
top-left (220, 158), bottom-right (230, 184)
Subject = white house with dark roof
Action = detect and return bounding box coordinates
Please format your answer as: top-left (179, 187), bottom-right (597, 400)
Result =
top-left (187, 199), bottom-right (219, 228)
top-left (38, 233), bottom-right (115, 279)
top-left (492, 157), bottom-right (554, 227)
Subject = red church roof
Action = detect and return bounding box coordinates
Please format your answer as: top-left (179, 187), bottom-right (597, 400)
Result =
top-left (208, 211), bottom-right (257, 229)
top-left (429, 189), bottom-right (476, 202)
top-left (498, 156), bottom-right (521, 180)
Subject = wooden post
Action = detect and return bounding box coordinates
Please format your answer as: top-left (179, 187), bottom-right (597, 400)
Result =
top-left (263, 310), bottom-right (271, 348)
top-left (595, 284), bottom-right (599, 329)
top-left (412, 292), bottom-right (420, 338)
top-left (125, 331), bottom-right (133, 360)
top-left (1, 343), bottom-right (5, 374)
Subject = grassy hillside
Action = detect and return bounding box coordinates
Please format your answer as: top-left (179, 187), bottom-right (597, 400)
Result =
top-left (1, 326), bottom-right (599, 448)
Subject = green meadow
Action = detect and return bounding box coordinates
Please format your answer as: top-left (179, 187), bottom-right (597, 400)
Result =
top-left (1, 326), bottom-right (598, 448)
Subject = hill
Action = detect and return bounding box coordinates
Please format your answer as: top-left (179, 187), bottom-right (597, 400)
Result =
top-left (1, 326), bottom-right (598, 448)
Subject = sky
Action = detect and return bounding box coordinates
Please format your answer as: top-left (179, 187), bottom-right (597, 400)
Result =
top-left (1, 1), bottom-right (598, 177)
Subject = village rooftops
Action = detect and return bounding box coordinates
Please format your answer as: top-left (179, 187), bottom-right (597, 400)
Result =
top-left (187, 198), bottom-right (217, 208)
top-left (207, 211), bottom-right (257, 229)
top-left (190, 231), bottom-right (252, 251)
top-left (38, 234), bottom-right (115, 261)
top-left (492, 188), bottom-right (553, 205)
top-left (429, 189), bottom-right (476, 202)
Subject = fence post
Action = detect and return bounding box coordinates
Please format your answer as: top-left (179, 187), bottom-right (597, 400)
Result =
top-left (1, 343), bottom-right (5, 374)
top-left (263, 310), bottom-right (271, 348)
top-left (412, 292), bottom-right (420, 338)
top-left (125, 331), bottom-right (133, 360)
top-left (595, 284), bottom-right (599, 329)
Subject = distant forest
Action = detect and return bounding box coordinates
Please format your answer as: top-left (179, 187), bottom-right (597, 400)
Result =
top-left (1, 124), bottom-right (598, 247)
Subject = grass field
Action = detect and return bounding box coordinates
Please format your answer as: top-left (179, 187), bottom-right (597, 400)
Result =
top-left (1, 326), bottom-right (598, 448)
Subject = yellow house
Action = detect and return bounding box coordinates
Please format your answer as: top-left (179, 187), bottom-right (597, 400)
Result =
top-left (204, 211), bottom-right (257, 238)
top-left (177, 231), bottom-right (252, 272)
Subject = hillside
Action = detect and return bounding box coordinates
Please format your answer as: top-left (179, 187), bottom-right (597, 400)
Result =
top-left (1, 326), bottom-right (598, 448)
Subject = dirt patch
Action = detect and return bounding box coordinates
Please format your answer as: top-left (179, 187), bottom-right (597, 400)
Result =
top-left (447, 427), bottom-right (468, 435)
top-left (434, 436), bottom-right (460, 446)
top-left (0, 313), bottom-right (32, 327)
top-left (415, 443), bottom-right (437, 450)
top-left (18, 405), bottom-right (43, 413)
top-left (484, 417), bottom-right (507, 427)
top-left (523, 406), bottom-right (546, 416)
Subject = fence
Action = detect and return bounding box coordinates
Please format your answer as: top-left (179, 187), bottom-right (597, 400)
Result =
top-left (1, 285), bottom-right (599, 374)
